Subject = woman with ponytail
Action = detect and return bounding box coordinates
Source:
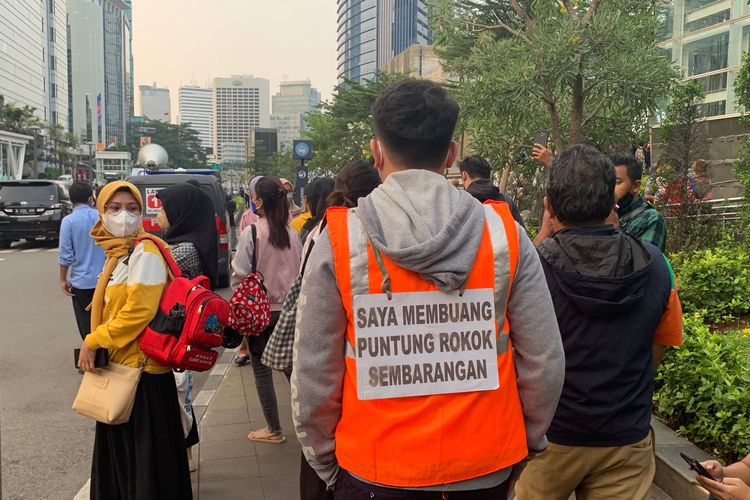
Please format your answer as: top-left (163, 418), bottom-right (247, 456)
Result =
top-left (231, 176), bottom-right (302, 444)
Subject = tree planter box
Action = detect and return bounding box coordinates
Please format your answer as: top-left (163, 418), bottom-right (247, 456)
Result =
top-left (652, 416), bottom-right (712, 500)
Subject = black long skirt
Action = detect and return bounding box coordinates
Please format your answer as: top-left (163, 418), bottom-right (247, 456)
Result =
top-left (91, 371), bottom-right (193, 500)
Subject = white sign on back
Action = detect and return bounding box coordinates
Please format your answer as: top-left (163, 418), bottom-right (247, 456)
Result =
top-left (352, 289), bottom-right (499, 400)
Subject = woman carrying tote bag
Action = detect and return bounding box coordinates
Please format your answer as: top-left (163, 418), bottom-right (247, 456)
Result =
top-left (77, 181), bottom-right (192, 500)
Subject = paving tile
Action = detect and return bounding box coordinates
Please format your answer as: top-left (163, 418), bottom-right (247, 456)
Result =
top-left (199, 478), bottom-right (265, 500)
top-left (200, 438), bottom-right (258, 461)
top-left (257, 451), bottom-right (301, 477)
top-left (201, 408), bottom-right (250, 427)
top-left (201, 422), bottom-right (255, 442)
top-left (199, 456), bottom-right (259, 483)
top-left (260, 475), bottom-right (301, 500)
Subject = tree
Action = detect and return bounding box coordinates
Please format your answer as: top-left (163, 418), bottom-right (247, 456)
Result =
top-left (431, 0), bottom-right (678, 164)
top-left (0, 95), bottom-right (42, 135)
top-left (127, 119), bottom-right (206, 168)
top-left (248, 148), bottom-right (297, 180)
top-left (48, 123), bottom-right (80, 175)
top-left (659, 81), bottom-right (706, 199)
top-left (303, 73), bottom-right (403, 174)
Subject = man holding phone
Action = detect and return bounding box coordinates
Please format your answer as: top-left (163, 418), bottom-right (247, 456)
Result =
top-left (695, 454), bottom-right (750, 500)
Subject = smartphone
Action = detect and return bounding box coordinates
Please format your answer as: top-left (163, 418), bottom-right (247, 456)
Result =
top-left (533, 131), bottom-right (549, 147)
top-left (680, 452), bottom-right (714, 480)
top-left (73, 348), bottom-right (109, 369)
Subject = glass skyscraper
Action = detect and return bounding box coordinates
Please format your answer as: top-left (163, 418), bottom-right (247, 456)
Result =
top-left (337, 0), bottom-right (431, 83)
top-left (659, 0), bottom-right (750, 118)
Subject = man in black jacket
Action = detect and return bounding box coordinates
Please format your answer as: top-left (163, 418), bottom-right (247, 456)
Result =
top-left (515, 145), bottom-right (683, 500)
top-left (458, 155), bottom-right (525, 227)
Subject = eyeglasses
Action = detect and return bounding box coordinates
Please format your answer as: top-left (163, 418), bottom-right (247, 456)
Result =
top-left (104, 203), bottom-right (142, 216)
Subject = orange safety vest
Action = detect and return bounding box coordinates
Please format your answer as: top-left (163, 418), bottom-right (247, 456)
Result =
top-left (326, 200), bottom-right (528, 488)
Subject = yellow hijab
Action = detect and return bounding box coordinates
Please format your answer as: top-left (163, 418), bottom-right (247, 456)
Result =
top-left (90, 181), bottom-right (146, 331)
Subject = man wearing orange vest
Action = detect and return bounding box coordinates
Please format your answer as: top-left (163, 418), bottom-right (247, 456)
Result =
top-left (291, 79), bottom-right (565, 499)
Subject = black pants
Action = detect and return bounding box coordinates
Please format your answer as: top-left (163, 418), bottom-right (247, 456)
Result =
top-left (71, 287), bottom-right (95, 339)
top-left (334, 470), bottom-right (511, 500)
top-left (300, 453), bottom-right (333, 500)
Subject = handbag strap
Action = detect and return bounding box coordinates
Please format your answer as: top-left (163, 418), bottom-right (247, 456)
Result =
top-left (300, 219), bottom-right (327, 276)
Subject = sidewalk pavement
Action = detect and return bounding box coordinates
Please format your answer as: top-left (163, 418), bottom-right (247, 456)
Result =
top-left (194, 350), bottom-right (299, 500)
top-left (193, 350), bottom-right (673, 500)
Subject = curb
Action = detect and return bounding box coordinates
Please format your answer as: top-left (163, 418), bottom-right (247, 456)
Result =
top-left (652, 417), bottom-right (711, 500)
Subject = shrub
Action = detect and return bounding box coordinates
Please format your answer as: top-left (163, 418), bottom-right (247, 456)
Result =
top-left (654, 314), bottom-right (750, 463)
top-left (671, 246), bottom-right (750, 323)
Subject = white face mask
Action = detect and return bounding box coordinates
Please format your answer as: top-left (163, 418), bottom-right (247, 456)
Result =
top-left (103, 211), bottom-right (141, 237)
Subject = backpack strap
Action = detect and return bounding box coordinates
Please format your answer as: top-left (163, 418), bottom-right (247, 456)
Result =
top-left (250, 224), bottom-right (258, 274)
top-left (134, 234), bottom-right (183, 279)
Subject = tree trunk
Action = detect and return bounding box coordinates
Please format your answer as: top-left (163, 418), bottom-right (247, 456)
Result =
top-left (499, 164), bottom-right (511, 194)
top-left (569, 56), bottom-right (584, 145)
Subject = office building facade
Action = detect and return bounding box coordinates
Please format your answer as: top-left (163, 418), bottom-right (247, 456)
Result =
top-left (0, 0), bottom-right (69, 126)
top-left (245, 127), bottom-right (279, 160)
top-left (139, 84), bottom-right (171, 122)
top-left (270, 80), bottom-right (321, 150)
top-left (337, 0), bottom-right (431, 83)
top-left (179, 85), bottom-right (213, 151)
top-left (213, 75), bottom-right (270, 161)
top-left (67, 0), bottom-right (132, 146)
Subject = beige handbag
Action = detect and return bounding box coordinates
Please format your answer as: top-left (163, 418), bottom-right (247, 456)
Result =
top-left (72, 361), bottom-right (145, 425)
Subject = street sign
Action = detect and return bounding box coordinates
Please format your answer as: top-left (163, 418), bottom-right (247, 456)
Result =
top-left (292, 140), bottom-right (313, 160)
top-left (211, 163), bottom-right (221, 171)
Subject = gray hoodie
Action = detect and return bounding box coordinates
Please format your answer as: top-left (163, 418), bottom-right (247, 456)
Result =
top-left (291, 169), bottom-right (564, 490)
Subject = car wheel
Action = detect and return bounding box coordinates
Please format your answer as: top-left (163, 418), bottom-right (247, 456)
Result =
top-left (0, 240), bottom-right (11, 249)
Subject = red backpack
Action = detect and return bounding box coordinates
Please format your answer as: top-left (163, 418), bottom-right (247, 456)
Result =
top-left (136, 235), bottom-right (230, 372)
top-left (228, 225), bottom-right (272, 336)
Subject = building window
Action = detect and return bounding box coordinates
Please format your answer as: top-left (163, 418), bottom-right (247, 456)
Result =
top-left (52, 111), bottom-right (57, 124)
top-left (51, 83), bottom-right (57, 98)
top-left (50, 55), bottom-right (56, 70)
top-left (49, 0), bottom-right (54, 14)
top-left (684, 9), bottom-right (730, 33)
top-left (683, 31), bottom-right (729, 76)
top-left (692, 72), bottom-right (727, 93)
top-left (701, 100), bottom-right (726, 117)
top-left (49, 26), bottom-right (55, 43)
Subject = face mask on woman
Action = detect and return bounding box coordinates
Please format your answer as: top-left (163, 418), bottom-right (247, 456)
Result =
top-left (103, 211), bottom-right (141, 237)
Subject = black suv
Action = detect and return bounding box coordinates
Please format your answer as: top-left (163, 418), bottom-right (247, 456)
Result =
top-left (0, 180), bottom-right (73, 248)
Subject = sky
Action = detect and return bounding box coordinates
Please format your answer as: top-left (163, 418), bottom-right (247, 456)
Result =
top-left (131, 0), bottom-right (339, 122)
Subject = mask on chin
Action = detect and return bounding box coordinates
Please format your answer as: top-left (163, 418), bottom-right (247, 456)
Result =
top-left (103, 211), bottom-right (141, 237)
top-left (617, 192), bottom-right (635, 214)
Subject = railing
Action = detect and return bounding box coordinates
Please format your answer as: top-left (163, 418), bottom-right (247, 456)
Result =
top-left (658, 196), bottom-right (746, 222)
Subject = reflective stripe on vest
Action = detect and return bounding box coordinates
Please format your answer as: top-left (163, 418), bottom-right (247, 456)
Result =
top-left (326, 201), bottom-right (528, 488)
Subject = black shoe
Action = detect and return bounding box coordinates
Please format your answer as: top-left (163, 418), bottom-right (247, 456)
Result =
top-left (234, 354), bottom-right (250, 366)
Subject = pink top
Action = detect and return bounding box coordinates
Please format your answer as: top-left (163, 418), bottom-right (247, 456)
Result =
top-left (230, 218), bottom-right (302, 310)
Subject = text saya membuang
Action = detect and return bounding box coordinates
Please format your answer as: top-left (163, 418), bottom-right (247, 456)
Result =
top-left (352, 289), bottom-right (500, 400)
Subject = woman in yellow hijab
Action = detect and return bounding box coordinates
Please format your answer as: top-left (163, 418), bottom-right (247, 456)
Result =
top-left (77, 181), bottom-right (192, 499)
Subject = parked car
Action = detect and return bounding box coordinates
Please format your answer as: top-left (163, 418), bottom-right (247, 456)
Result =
top-left (127, 172), bottom-right (232, 288)
top-left (0, 180), bottom-right (74, 248)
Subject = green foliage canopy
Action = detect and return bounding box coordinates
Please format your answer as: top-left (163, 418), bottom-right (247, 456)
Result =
top-left (431, 0), bottom-right (678, 166)
top-left (303, 74), bottom-right (403, 174)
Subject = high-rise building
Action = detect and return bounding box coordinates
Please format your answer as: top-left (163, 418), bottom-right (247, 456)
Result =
top-left (0, 0), bottom-right (69, 126)
top-left (179, 86), bottom-right (213, 151)
top-left (336, 0), bottom-right (431, 83)
top-left (245, 128), bottom-right (280, 160)
top-left (140, 84), bottom-right (171, 122)
top-left (67, 0), bottom-right (132, 146)
top-left (102, 0), bottom-right (131, 146)
top-left (213, 75), bottom-right (270, 161)
top-left (656, 0), bottom-right (750, 199)
top-left (270, 80), bottom-right (321, 150)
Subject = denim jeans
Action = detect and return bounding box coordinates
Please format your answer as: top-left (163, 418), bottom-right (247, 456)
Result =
top-left (250, 353), bottom-right (284, 433)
